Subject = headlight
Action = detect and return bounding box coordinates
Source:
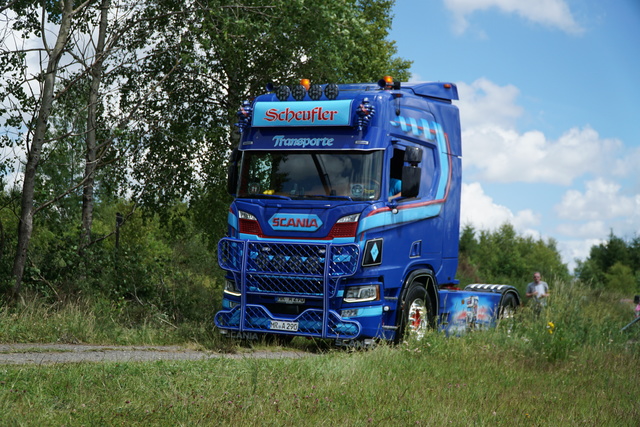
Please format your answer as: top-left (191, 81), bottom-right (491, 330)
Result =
top-left (224, 279), bottom-right (241, 296)
top-left (238, 210), bottom-right (257, 220)
top-left (337, 213), bottom-right (360, 223)
top-left (344, 285), bottom-right (379, 303)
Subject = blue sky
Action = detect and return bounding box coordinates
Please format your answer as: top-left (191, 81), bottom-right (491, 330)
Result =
top-left (389, 0), bottom-right (640, 270)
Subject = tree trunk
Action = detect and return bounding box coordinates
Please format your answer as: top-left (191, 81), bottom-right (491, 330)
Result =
top-left (11, 1), bottom-right (75, 297)
top-left (81, 0), bottom-right (110, 249)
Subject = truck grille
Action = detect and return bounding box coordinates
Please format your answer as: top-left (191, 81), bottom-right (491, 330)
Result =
top-left (218, 239), bottom-right (360, 296)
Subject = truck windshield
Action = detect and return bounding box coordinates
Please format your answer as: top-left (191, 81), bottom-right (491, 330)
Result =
top-left (238, 150), bottom-right (383, 200)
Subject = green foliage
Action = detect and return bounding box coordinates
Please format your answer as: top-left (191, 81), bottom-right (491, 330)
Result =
top-left (576, 231), bottom-right (640, 293)
top-left (605, 262), bottom-right (636, 294)
top-left (0, 199), bottom-right (222, 324)
top-left (457, 223), bottom-right (570, 292)
top-left (1, 0), bottom-right (410, 309)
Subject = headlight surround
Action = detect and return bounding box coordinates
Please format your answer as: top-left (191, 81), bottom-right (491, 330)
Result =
top-left (343, 284), bottom-right (379, 303)
top-left (224, 279), bottom-right (241, 296)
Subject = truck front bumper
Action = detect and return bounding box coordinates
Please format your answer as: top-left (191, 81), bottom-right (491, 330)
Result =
top-left (215, 304), bottom-right (362, 339)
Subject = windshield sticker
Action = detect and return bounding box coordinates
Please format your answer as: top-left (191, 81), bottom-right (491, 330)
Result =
top-left (253, 100), bottom-right (352, 127)
top-left (272, 135), bottom-right (334, 148)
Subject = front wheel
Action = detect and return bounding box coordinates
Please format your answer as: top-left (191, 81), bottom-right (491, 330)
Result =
top-left (396, 284), bottom-right (432, 343)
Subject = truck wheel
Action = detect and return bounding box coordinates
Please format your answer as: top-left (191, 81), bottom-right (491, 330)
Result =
top-left (396, 284), bottom-right (432, 343)
top-left (498, 293), bottom-right (517, 319)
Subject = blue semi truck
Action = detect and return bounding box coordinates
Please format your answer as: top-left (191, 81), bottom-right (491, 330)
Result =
top-left (214, 77), bottom-right (520, 345)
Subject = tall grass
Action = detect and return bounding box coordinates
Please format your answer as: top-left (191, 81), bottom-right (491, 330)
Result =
top-left (0, 293), bottom-right (223, 349)
top-left (1, 279), bottom-right (639, 425)
top-left (499, 278), bottom-right (640, 362)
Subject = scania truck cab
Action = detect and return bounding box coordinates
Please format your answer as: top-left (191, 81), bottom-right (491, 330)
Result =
top-left (214, 77), bottom-right (520, 345)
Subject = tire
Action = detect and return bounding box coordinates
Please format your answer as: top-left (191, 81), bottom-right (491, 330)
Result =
top-left (396, 284), bottom-right (432, 343)
top-left (498, 293), bottom-right (517, 319)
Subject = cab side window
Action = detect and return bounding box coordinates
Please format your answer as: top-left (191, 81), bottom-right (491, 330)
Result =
top-left (390, 142), bottom-right (437, 200)
top-left (389, 148), bottom-right (404, 199)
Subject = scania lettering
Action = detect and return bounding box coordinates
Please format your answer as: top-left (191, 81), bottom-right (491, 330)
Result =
top-left (271, 218), bottom-right (319, 229)
top-left (215, 78), bottom-right (521, 345)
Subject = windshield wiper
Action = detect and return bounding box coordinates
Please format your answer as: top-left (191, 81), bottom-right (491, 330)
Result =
top-left (243, 194), bottom-right (291, 200)
top-left (311, 154), bottom-right (332, 195)
top-left (296, 194), bottom-right (353, 201)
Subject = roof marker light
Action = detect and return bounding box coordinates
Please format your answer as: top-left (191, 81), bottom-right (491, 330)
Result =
top-left (378, 75), bottom-right (401, 90)
top-left (300, 79), bottom-right (310, 90)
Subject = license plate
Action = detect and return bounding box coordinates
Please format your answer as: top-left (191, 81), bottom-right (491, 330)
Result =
top-left (276, 297), bottom-right (305, 304)
top-left (270, 320), bottom-right (299, 332)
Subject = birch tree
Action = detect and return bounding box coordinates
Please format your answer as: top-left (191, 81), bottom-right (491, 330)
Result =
top-left (2, 0), bottom-right (83, 296)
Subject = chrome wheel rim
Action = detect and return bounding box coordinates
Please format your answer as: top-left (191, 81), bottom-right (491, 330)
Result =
top-left (407, 298), bottom-right (428, 339)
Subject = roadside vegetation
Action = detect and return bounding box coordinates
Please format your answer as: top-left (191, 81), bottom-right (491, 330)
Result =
top-left (1, 278), bottom-right (639, 425)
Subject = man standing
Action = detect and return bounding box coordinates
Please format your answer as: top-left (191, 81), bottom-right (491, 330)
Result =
top-left (526, 272), bottom-right (550, 311)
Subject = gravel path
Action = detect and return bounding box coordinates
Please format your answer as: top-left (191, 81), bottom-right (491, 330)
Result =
top-left (0, 343), bottom-right (310, 365)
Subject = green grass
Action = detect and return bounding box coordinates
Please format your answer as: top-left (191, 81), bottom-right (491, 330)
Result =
top-left (1, 280), bottom-right (639, 425)
top-left (0, 341), bottom-right (637, 425)
top-left (0, 293), bottom-right (224, 349)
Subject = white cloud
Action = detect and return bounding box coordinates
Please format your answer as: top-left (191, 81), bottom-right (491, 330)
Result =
top-left (458, 79), bottom-right (624, 185)
top-left (461, 181), bottom-right (539, 230)
top-left (443, 0), bottom-right (584, 35)
top-left (558, 238), bottom-right (604, 270)
top-left (463, 125), bottom-right (623, 185)
top-left (457, 78), bottom-right (522, 129)
top-left (556, 220), bottom-right (609, 239)
top-left (613, 146), bottom-right (640, 178)
top-left (555, 178), bottom-right (640, 221)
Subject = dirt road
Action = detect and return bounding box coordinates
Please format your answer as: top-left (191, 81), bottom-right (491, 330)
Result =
top-left (0, 343), bottom-right (310, 365)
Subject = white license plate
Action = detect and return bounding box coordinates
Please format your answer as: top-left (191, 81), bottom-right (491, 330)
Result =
top-left (270, 320), bottom-right (299, 332)
top-left (276, 297), bottom-right (305, 304)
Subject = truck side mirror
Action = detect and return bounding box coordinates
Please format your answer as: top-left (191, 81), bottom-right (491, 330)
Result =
top-left (400, 147), bottom-right (422, 198)
top-left (404, 146), bottom-right (423, 164)
top-left (227, 147), bottom-right (241, 196)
